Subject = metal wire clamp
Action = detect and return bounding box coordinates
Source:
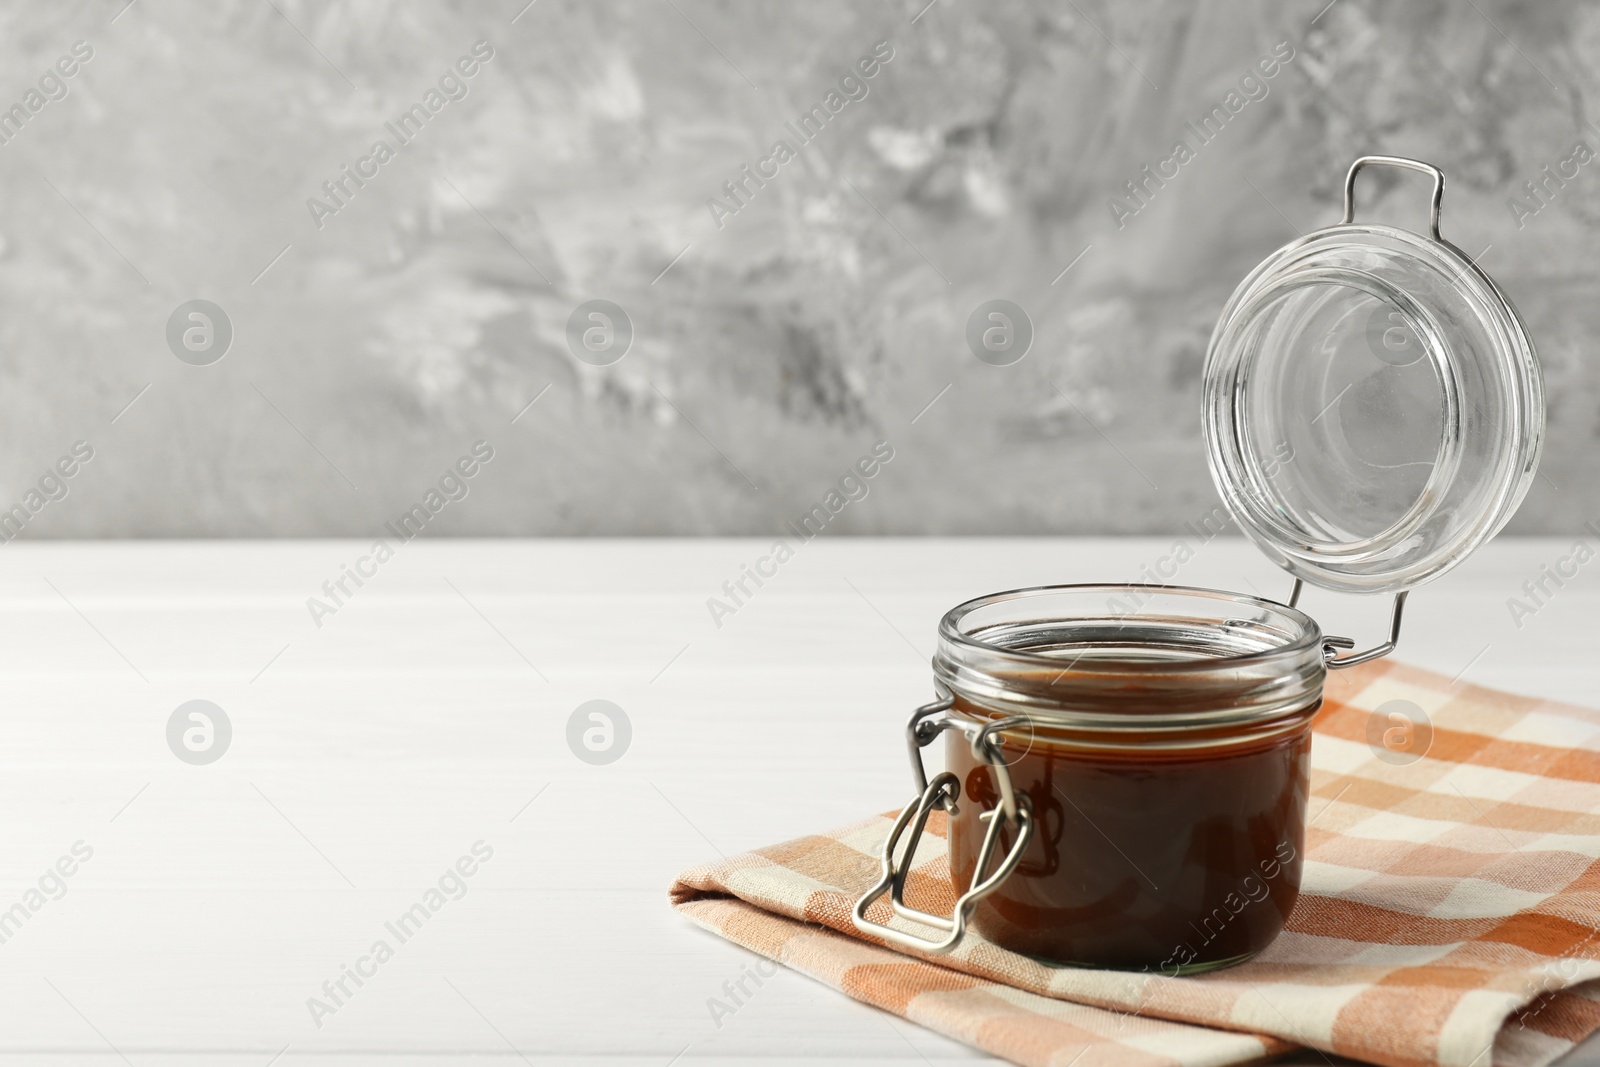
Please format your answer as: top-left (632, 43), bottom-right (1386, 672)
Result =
top-left (1289, 578), bottom-right (1408, 669)
top-left (852, 698), bottom-right (1034, 954)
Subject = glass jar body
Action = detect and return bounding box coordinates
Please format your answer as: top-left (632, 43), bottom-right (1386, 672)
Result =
top-left (930, 585), bottom-right (1326, 973)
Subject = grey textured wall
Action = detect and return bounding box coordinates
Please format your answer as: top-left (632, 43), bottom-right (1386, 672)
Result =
top-left (0, 0), bottom-right (1594, 537)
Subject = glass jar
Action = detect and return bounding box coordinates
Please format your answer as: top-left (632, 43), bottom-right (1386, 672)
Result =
top-left (852, 156), bottom-right (1544, 972)
top-left (940, 586), bottom-right (1321, 973)
top-left (856, 585), bottom-right (1322, 973)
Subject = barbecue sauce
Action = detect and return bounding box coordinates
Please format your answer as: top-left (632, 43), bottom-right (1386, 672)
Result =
top-left (944, 692), bottom-right (1312, 973)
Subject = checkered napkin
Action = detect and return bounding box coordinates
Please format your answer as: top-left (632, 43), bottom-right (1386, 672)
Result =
top-left (670, 660), bottom-right (1600, 1067)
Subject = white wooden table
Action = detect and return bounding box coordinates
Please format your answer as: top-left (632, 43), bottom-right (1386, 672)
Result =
top-left (0, 537), bottom-right (1595, 1066)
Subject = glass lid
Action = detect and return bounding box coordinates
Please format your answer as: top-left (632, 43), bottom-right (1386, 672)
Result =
top-left (1203, 156), bottom-right (1544, 596)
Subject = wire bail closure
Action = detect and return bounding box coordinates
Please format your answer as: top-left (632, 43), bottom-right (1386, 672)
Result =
top-left (852, 698), bottom-right (1034, 954)
top-left (1289, 578), bottom-right (1407, 669)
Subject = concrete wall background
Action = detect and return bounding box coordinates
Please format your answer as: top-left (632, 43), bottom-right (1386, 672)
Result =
top-left (0, 0), bottom-right (1595, 538)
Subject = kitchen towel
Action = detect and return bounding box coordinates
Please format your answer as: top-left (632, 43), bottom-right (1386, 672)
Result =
top-left (671, 660), bottom-right (1600, 1067)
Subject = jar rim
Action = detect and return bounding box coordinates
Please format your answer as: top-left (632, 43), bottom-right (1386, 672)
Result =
top-left (938, 583), bottom-right (1323, 669)
top-left (933, 583), bottom-right (1327, 729)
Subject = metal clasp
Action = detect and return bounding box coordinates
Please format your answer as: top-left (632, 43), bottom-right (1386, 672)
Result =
top-left (852, 699), bottom-right (1034, 954)
top-left (1289, 578), bottom-right (1407, 669)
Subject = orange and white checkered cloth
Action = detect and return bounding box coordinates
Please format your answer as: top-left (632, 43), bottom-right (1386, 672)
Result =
top-left (671, 661), bottom-right (1600, 1067)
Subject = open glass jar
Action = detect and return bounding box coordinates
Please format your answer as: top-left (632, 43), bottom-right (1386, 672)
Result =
top-left (853, 156), bottom-right (1544, 973)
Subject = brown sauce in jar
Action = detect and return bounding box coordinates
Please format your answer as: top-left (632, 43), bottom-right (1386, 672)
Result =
top-left (944, 687), bottom-right (1312, 973)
